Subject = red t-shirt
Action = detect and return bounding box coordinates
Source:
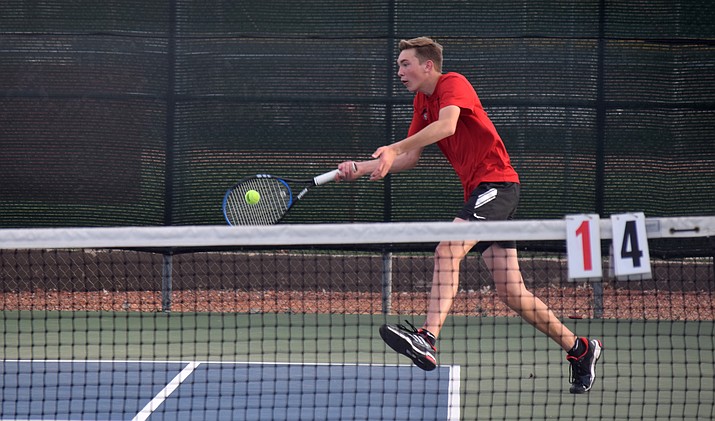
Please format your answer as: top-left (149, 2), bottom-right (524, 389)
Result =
top-left (408, 72), bottom-right (519, 200)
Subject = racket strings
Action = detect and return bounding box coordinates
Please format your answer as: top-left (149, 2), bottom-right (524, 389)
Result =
top-left (225, 178), bottom-right (291, 225)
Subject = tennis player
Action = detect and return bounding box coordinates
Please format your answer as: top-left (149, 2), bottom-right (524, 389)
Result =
top-left (337, 37), bottom-right (602, 394)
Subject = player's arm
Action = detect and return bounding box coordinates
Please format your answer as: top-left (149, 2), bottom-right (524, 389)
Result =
top-left (370, 105), bottom-right (460, 180)
top-left (337, 148), bottom-right (422, 181)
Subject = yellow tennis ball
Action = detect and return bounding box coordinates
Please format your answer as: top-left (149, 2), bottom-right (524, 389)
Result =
top-left (244, 189), bottom-right (260, 205)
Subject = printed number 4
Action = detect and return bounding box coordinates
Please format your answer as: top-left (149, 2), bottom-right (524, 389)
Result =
top-left (620, 220), bottom-right (643, 267)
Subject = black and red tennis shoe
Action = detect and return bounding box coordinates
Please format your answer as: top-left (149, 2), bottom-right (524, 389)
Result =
top-left (380, 321), bottom-right (437, 371)
top-left (567, 337), bottom-right (603, 394)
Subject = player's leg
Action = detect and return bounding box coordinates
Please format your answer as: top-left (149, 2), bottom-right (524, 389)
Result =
top-left (482, 244), bottom-right (577, 350)
top-left (423, 229), bottom-right (477, 336)
top-left (379, 219), bottom-right (475, 371)
top-left (483, 243), bottom-right (603, 393)
top-left (380, 182), bottom-right (516, 371)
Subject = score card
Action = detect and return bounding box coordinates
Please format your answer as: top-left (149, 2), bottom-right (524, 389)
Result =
top-left (566, 214), bottom-right (603, 281)
top-left (610, 212), bottom-right (652, 280)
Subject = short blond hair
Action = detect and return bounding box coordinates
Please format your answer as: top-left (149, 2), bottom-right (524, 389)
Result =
top-left (398, 37), bottom-right (443, 72)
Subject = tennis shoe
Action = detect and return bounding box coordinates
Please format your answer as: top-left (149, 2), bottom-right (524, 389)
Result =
top-left (567, 337), bottom-right (603, 394)
top-left (379, 321), bottom-right (437, 371)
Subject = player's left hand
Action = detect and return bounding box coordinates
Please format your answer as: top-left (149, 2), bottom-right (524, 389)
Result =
top-left (370, 146), bottom-right (396, 180)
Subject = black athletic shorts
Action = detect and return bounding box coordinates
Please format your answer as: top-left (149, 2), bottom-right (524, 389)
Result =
top-left (456, 182), bottom-right (520, 254)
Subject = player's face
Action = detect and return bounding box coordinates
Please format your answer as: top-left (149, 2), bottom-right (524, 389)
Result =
top-left (397, 49), bottom-right (429, 93)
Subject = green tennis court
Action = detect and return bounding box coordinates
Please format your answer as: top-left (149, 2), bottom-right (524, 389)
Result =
top-left (2, 311), bottom-right (713, 420)
top-left (2, 218), bottom-right (714, 420)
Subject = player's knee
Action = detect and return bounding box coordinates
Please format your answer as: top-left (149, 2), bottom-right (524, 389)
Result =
top-left (494, 280), bottom-right (527, 307)
top-left (495, 289), bottom-right (522, 311)
top-left (434, 241), bottom-right (467, 262)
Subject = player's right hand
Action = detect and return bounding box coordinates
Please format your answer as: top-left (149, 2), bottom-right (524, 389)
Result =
top-left (336, 161), bottom-right (360, 182)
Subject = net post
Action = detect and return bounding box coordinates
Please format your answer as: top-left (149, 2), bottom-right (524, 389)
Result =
top-left (161, 251), bottom-right (173, 313)
top-left (381, 251), bottom-right (393, 314)
top-left (592, 280), bottom-right (603, 318)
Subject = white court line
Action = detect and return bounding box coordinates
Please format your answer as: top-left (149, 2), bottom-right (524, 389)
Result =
top-left (4, 358), bottom-right (444, 367)
top-left (447, 365), bottom-right (461, 421)
top-left (4, 360), bottom-right (461, 420)
top-left (130, 361), bottom-right (200, 421)
top-left (3, 358), bottom-right (461, 372)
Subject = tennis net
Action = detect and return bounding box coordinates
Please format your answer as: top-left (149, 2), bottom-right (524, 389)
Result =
top-left (1, 216), bottom-right (714, 420)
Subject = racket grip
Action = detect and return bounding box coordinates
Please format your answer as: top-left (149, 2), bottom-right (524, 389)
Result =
top-left (314, 169), bottom-right (340, 185)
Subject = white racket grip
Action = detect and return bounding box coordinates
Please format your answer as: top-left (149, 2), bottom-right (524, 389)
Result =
top-left (314, 169), bottom-right (340, 186)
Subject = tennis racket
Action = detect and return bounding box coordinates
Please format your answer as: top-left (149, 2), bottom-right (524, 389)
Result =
top-left (222, 163), bottom-right (356, 226)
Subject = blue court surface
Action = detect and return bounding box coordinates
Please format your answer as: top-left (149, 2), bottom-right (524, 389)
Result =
top-left (1, 360), bottom-right (460, 421)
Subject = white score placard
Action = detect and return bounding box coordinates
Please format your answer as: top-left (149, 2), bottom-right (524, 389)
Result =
top-left (566, 214), bottom-right (602, 280)
top-left (610, 212), bottom-right (652, 279)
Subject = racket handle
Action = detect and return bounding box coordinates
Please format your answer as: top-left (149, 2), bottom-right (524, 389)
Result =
top-left (314, 169), bottom-right (340, 185)
top-left (313, 163), bottom-right (358, 186)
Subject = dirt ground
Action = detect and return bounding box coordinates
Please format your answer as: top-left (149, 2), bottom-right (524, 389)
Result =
top-left (2, 249), bottom-right (713, 320)
top-left (2, 285), bottom-right (713, 321)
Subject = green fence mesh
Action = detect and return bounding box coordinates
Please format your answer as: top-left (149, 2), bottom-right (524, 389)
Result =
top-left (1, 1), bottom-right (713, 228)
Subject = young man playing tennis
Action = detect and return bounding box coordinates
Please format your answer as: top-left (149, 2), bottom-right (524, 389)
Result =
top-left (337, 37), bottom-right (602, 394)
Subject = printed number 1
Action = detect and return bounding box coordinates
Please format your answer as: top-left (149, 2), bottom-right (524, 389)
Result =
top-left (575, 220), bottom-right (592, 271)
